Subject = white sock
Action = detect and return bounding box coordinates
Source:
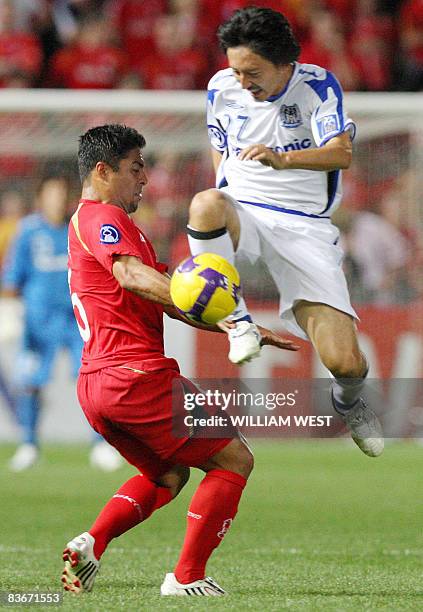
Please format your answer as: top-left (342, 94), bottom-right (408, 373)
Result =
top-left (332, 377), bottom-right (366, 410)
top-left (332, 356), bottom-right (368, 411)
top-left (187, 226), bottom-right (251, 322)
top-left (187, 225), bottom-right (235, 262)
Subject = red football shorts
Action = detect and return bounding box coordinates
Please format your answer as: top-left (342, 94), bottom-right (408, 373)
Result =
top-left (77, 366), bottom-right (232, 480)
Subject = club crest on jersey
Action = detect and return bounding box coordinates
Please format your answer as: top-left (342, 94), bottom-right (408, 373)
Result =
top-left (317, 114), bottom-right (340, 138)
top-left (280, 104), bottom-right (302, 128)
top-left (208, 124), bottom-right (227, 150)
top-left (100, 224), bottom-right (120, 244)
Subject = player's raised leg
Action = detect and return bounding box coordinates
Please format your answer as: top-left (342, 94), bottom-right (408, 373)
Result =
top-left (294, 301), bottom-right (383, 457)
top-left (62, 464), bottom-right (189, 594)
top-left (187, 188), bottom-right (261, 364)
top-left (161, 436), bottom-right (253, 596)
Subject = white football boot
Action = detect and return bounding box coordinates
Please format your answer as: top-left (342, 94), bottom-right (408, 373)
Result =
top-left (333, 394), bottom-right (384, 457)
top-left (160, 572), bottom-right (226, 596)
top-left (228, 320), bottom-right (261, 365)
top-left (9, 443), bottom-right (39, 472)
top-left (61, 532), bottom-right (100, 594)
top-left (89, 441), bottom-right (122, 472)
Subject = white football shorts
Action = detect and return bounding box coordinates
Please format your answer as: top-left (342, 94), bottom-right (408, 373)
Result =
top-left (222, 192), bottom-right (358, 340)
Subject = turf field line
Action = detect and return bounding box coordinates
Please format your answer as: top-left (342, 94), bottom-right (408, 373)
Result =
top-left (0, 545), bottom-right (37, 553)
top-left (382, 549), bottom-right (423, 556)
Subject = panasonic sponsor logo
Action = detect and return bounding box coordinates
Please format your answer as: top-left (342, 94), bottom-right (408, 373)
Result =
top-left (273, 138), bottom-right (312, 153)
top-left (233, 138), bottom-right (312, 156)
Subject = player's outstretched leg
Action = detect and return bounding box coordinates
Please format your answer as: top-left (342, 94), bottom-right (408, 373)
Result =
top-left (329, 351), bottom-right (383, 457)
top-left (161, 437), bottom-right (253, 596)
top-left (295, 302), bottom-right (384, 457)
top-left (188, 189), bottom-right (261, 365)
top-left (62, 468), bottom-right (189, 594)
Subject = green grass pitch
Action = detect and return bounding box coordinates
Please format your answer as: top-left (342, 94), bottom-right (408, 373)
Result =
top-left (0, 441), bottom-right (422, 611)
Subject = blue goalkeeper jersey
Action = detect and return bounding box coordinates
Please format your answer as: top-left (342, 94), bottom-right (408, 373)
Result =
top-left (2, 213), bottom-right (71, 321)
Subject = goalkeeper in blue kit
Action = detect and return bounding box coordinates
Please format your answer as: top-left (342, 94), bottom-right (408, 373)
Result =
top-left (2, 174), bottom-right (120, 471)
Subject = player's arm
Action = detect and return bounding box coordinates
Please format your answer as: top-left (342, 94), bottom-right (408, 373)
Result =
top-left (166, 307), bottom-right (299, 351)
top-left (113, 255), bottom-right (227, 327)
top-left (238, 131), bottom-right (352, 171)
top-left (113, 255), bottom-right (299, 350)
top-left (0, 287), bottom-right (19, 298)
top-left (113, 255), bottom-right (173, 306)
top-left (0, 227), bottom-right (28, 297)
top-left (211, 148), bottom-right (223, 173)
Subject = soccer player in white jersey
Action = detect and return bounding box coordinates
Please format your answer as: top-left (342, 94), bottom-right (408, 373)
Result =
top-left (187, 7), bottom-right (383, 457)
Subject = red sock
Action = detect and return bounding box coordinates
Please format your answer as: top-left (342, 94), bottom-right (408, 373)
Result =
top-left (174, 469), bottom-right (247, 584)
top-left (89, 474), bottom-right (172, 559)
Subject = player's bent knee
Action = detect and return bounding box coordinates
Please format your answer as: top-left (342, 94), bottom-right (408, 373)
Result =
top-left (323, 350), bottom-right (365, 379)
top-left (202, 438), bottom-right (254, 479)
top-left (157, 465), bottom-right (190, 498)
top-left (189, 189), bottom-right (227, 229)
top-left (238, 445), bottom-right (254, 478)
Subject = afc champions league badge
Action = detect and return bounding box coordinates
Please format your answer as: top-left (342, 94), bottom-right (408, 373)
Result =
top-left (100, 224), bottom-right (120, 244)
top-left (280, 104), bottom-right (302, 128)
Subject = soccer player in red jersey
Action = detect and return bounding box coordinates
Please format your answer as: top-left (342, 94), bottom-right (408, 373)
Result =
top-left (63, 124), bottom-right (297, 597)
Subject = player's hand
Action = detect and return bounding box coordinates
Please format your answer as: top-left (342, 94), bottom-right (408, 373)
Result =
top-left (256, 325), bottom-right (300, 351)
top-left (217, 319), bottom-right (236, 332)
top-left (238, 144), bottom-right (288, 169)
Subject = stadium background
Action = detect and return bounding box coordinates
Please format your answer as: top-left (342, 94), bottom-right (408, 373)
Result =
top-left (0, 2), bottom-right (422, 608)
top-left (0, 0), bottom-right (422, 441)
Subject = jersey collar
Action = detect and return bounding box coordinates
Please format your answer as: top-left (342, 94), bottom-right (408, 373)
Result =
top-left (266, 62), bottom-right (297, 103)
top-left (79, 198), bottom-right (101, 205)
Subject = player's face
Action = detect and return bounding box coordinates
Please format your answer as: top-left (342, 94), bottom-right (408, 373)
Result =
top-left (110, 148), bottom-right (148, 214)
top-left (38, 178), bottom-right (68, 225)
top-left (227, 46), bottom-right (291, 102)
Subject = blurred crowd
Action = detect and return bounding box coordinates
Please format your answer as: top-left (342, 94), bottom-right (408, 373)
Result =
top-left (0, 0), bottom-right (421, 92)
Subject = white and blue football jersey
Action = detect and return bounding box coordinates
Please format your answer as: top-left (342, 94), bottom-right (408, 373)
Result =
top-left (207, 62), bottom-right (356, 218)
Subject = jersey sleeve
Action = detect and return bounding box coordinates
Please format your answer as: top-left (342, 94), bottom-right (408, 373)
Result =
top-left (207, 77), bottom-right (228, 153)
top-left (1, 223), bottom-right (29, 290)
top-left (307, 70), bottom-right (356, 147)
top-left (79, 206), bottom-right (148, 274)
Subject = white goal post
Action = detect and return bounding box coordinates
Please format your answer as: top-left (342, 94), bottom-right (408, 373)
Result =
top-left (0, 90), bottom-right (422, 152)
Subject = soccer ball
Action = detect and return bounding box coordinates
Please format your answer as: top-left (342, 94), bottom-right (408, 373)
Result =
top-left (170, 253), bottom-right (241, 325)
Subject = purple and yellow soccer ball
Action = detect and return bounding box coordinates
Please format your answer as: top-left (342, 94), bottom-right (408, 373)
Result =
top-left (170, 253), bottom-right (241, 325)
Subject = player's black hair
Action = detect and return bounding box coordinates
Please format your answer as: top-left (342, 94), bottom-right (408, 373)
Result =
top-left (78, 124), bottom-right (146, 183)
top-left (218, 6), bottom-right (301, 66)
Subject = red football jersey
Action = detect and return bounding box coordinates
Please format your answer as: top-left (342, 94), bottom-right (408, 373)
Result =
top-left (68, 199), bottom-right (178, 374)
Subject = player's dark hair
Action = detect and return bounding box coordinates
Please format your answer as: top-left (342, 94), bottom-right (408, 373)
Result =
top-left (78, 124), bottom-right (146, 183)
top-left (218, 6), bottom-right (300, 66)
